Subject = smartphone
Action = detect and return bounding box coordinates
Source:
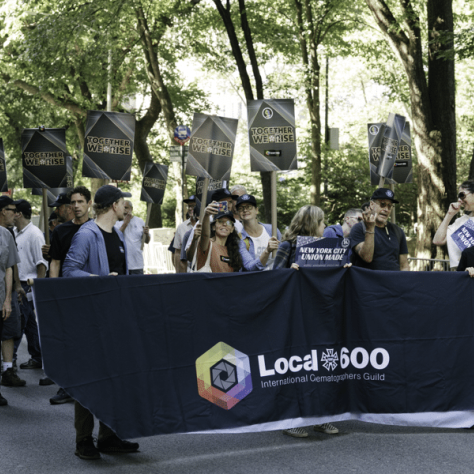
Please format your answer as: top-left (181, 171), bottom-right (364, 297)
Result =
top-left (217, 201), bottom-right (228, 213)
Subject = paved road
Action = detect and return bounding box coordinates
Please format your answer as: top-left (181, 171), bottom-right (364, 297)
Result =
top-left (2, 341), bottom-right (474, 474)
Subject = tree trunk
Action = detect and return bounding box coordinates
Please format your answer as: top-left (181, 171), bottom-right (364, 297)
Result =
top-left (365, 0), bottom-right (455, 267)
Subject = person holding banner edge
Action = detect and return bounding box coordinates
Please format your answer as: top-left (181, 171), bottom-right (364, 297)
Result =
top-left (273, 204), bottom-right (340, 436)
top-left (433, 180), bottom-right (474, 269)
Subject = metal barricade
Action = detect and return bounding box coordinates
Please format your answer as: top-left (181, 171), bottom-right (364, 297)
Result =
top-left (408, 257), bottom-right (452, 272)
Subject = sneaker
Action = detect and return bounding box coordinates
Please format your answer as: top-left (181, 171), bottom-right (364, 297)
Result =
top-left (0, 392), bottom-right (7, 406)
top-left (283, 427), bottom-right (309, 438)
top-left (39, 377), bottom-right (54, 386)
top-left (1, 368), bottom-right (26, 387)
top-left (19, 359), bottom-right (42, 369)
top-left (313, 423), bottom-right (339, 434)
top-left (75, 436), bottom-right (101, 460)
top-left (97, 434), bottom-right (139, 453)
top-left (50, 388), bottom-right (73, 405)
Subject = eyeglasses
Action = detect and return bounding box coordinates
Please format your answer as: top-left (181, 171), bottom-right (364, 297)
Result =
top-left (458, 191), bottom-right (471, 200)
top-left (375, 201), bottom-right (393, 209)
top-left (216, 220), bottom-right (234, 227)
top-left (239, 205), bottom-right (254, 212)
top-left (4, 208), bottom-right (16, 212)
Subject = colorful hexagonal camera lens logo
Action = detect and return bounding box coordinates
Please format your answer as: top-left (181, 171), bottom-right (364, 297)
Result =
top-left (196, 342), bottom-right (253, 410)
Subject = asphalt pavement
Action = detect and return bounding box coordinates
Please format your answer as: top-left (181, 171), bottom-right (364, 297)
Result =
top-left (1, 340), bottom-right (474, 474)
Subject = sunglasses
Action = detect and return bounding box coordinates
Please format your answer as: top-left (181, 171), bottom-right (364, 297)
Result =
top-left (375, 201), bottom-right (393, 209)
top-left (458, 191), bottom-right (471, 200)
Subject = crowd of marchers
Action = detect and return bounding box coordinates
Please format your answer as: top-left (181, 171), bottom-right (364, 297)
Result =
top-left (0, 179), bottom-right (473, 456)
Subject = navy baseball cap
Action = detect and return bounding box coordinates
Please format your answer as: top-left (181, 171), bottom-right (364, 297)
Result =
top-left (49, 192), bottom-right (71, 208)
top-left (211, 188), bottom-right (236, 201)
top-left (236, 194), bottom-right (257, 209)
top-left (214, 211), bottom-right (235, 223)
top-left (94, 185), bottom-right (132, 207)
top-left (370, 188), bottom-right (399, 204)
top-left (0, 195), bottom-right (14, 210)
top-left (14, 199), bottom-right (32, 215)
top-left (183, 195), bottom-right (197, 204)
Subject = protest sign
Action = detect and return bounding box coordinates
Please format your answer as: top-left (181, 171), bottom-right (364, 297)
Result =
top-left (186, 113), bottom-right (237, 180)
top-left (83, 110), bottom-right (135, 181)
top-left (247, 99), bottom-right (297, 172)
top-left (32, 154), bottom-right (74, 202)
top-left (0, 139), bottom-right (8, 192)
top-left (140, 162), bottom-right (168, 205)
top-left (295, 236), bottom-right (351, 267)
top-left (196, 177), bottom-right (228, 206)
top-left (34, 268), bottom-right (474, 439)
top-left (21, 128), bottom-right (69, 189)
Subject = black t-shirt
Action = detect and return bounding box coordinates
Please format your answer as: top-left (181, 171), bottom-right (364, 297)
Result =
top-left (99, 227), bottom-right (126, 275)
top-left (50, 219), bottom-right (92, 277)
top-left (457, 247), bottom-right (474, 272)
top-left (350, 221), bottom-right (408, 271)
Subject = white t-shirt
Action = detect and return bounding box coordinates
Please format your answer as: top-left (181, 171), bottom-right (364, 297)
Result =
top-left (14, 222), bottom-right (48, 281)
top-left (114, 216), bottom-right (145, 270)
top-left (174, 219), bottom-right (194, 250)
top-left (447, 214), bottom-right (474, 268)
top-left (249, 225), bottom-right (274, 270)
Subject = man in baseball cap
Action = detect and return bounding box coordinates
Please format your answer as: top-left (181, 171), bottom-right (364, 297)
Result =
top-left (350, 188), bottom-right (409, 271)
top-left (49, 193), bottom-right (74, 224)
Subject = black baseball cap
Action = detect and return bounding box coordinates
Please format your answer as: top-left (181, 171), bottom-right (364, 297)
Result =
top-left (49, 192), bottom-right (71, 208)
top-left (48, 211), bottom-right (58, 223)
top-left (94, 185), bottom-right (132, 207)
top-left (211, 188), bottom-right (237, 201)
top-left (236, 194), bottom-right (257, 209)
top-left (14, 199), bottom-right (32, 215)
top-left (0, 195), bottom-right (14, 210)
top-left (183, 195), bottom-right (197, 204)
top-left (370, 188), bottom-right (399, 204)
top-left (214, 211), bottom-right (235, 223)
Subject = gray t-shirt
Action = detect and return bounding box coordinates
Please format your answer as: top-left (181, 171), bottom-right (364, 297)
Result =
top-left (0, 226), bottom-right (20, 308)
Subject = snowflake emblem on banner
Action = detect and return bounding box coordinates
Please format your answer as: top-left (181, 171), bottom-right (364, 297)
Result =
top-left (321, 349), bottom-right (339, 371)
top-left (103, 146), bottom-right (110, 153)
top-left (40, 159), bottom-right (46, 165)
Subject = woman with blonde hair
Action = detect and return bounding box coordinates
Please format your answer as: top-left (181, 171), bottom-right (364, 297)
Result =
top-left (274, 204), bottom-right (343, 438)
top-left (274, 205), bottom-right (325, 270)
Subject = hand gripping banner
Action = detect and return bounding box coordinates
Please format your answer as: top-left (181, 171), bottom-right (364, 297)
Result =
top-left (83, 110), bottom-right (135, 181)
top-left (34, 268), bottom-right (474, 440)
top-left (21, 128), bottom-right (69, 189)
top-left (140, 162), bottom-right (168, 205)
top-left (186, 113), bottom-right (237, 180)
top-left (247, 99), bottom-right (297, 172)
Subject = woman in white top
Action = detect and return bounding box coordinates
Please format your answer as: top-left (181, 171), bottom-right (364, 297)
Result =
top-left (433, 180), bottom-right (474, 268)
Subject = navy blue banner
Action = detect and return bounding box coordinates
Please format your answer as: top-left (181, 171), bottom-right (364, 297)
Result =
top-left (295, 236), bottom-right (350, 267)
top-left (34, 268), bottom-right (474, 439)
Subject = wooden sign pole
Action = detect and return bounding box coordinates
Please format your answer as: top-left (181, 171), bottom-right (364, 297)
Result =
top-left (141, 202), bottom-right (152, 250)
top-left (42, 189), bottom-right (50, 245)
top-left (271, 171), bottom-right (278, 257)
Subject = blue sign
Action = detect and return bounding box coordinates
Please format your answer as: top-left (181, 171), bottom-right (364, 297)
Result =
top-left (295, 236), bottom-right (350, 267)
top-left (174, 125), bottom-right (191, 145)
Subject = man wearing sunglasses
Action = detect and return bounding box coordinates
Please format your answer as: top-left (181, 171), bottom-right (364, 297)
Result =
top-left (323, 208), bottom-right (363, 239)
top-left (350, 188), bottom-right (409, 271)
top-left (433, 180), bottom-right (474, 269)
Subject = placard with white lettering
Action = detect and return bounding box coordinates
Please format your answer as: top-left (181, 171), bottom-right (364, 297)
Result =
top-left (0, 139), bottom-right (8, 192)
top-left (21, 128), bottom-right (69, 189)
top-left (295, 236), bottom-right (350, 267)
top-left (186, 113), bottom-right (237, 180)
top-left (32, 155), bottom-right (74, 200)
top-left (83, 110), bottom-right (135, 181)
top-left (247, 99), bottom-right (297, 172)
top-left (140, 162), bottom-right (168, 205)
top-left (196, 177), bottom-right (229, 206)
top-left (368, 122), bottom-right (412, 184)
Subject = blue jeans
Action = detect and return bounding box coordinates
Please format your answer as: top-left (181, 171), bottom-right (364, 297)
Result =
top-left (13, 282), bottom-right (42, 363)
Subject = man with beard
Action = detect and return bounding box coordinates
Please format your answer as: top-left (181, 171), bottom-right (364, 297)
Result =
top-left (350, 188), bottom-right (409, 271)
